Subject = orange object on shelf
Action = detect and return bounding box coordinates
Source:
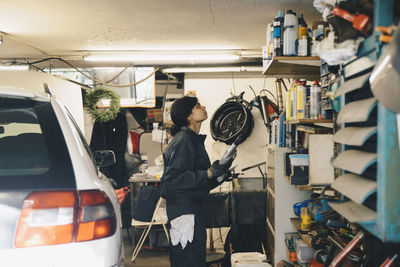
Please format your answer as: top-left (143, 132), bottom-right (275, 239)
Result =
top-left (286, 245), bottom-right (297, 262)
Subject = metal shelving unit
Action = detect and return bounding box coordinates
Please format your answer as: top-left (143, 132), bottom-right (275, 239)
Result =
top-left (329, 0), bottom-right (400, 243)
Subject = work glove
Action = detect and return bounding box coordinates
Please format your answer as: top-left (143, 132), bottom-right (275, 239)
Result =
top-left (216, 170), bottom-right (233, 184)
top-left (209, 158), bottom-right (233, 179)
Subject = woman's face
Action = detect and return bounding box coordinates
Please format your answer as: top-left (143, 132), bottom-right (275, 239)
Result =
top-left (188, 102), bottom-right (208, 123)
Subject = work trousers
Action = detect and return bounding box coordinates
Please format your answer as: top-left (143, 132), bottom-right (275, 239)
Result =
top-left (169, 206), bottom-right (207, 267)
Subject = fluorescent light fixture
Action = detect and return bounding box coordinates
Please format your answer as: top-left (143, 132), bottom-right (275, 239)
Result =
top-left (163, 66), bottom-right (263, 73)
top-left (0, 65), bottom-right (29, 71)
top-left (84, 54), bottom-right (239, 62)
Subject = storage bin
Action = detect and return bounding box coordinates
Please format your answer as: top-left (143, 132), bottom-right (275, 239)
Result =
top-left (289, 154), bottom-right (309, 166)
top-left (231, 252), bottom-right (271, 267)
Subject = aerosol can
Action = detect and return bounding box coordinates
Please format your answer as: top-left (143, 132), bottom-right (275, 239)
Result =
top-left (286, 81), bottom-right (294, 120)
top-left (310, 81), bottom-right (321, 119)
top-left (297, 79), bottom-right (307, 119)
top-left (290, 80), bottom-right (298, 119)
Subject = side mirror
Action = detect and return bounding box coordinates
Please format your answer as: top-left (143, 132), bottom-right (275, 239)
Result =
top-left (92, 150), bottom-right (116, 167)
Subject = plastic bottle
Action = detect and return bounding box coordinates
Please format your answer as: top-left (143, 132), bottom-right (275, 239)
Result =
top-left (310, 81), bottom-right (321, 119)
top-left (290, 80), bottom-right (298, 119)
top-left (283, 10), bottom-right (298, 56)
top-left (273, 10), bottom-right (284, 56)
top-left (305, 85), bottom-right (311, 118)
top-left (279, 11), bottom-right (285, 56)
top-left (297, 79), bottom-right (307, 119)
top-left (286, 82), bottom-right (293, 120)
top-left (300, 207), bottom-right (312, 232)
top-left (297, 14), bottom-right (308, 56)
top-left (266, 23), bottom-right (274, 59)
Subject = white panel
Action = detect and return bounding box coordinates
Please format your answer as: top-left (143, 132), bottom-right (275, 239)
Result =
top-left (333, 126), bottom-right (377, 146)
top-left (337, 98), bottom-right (376, 124)
top-left (329, 201), bottom-right (376, 223)
top-left (335, 72), bottom-right (371, 97)
top-left (333, 150), bottom-right (377, 175)
top-left (309, 134), bottom-right (334, 185)
top-left (332, 173), bottom-right (377, 204)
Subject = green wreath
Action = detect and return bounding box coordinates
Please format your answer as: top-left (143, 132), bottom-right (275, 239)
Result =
top-left (84, 87), bottom-right (120, 123)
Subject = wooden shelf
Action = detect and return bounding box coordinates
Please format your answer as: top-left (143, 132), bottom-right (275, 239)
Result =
top-left (290, 217), bottom-right (313, 247)
top-left (285, 119), bottom-right (333, 125)
top-left (263, 56), bottom-right (321, 80)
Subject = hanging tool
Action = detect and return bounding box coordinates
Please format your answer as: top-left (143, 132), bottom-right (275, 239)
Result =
top-left (250, 94), bottom-right (279, 129)
top-left (275, 79), bottom-right (285, 114)
top-left (331, 6), bottom-right (372, 35)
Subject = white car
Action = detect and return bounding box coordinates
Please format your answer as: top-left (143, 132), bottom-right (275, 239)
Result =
top-left (0, 85), bottom-right (124, 267)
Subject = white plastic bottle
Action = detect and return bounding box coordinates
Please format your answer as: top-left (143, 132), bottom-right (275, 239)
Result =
top-left (283, 10), bottom-right (298, 56)
top-left (310, 81), bottom-right (321, 119)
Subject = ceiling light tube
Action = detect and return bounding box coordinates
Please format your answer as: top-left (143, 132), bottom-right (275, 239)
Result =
top-left (163, 66), bottom-right (263, 73)
top-left (0, 65), bottom-right (29, 71)
top-left (84, 54), bottom-right (239, 62)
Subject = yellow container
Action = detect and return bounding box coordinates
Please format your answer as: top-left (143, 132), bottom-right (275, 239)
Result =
top-left (286, 89), bottom-right (292, 120)
top-left (300, 207), bottom-right (311, 231)
top-left (297, 80), bottom-right (307, 119)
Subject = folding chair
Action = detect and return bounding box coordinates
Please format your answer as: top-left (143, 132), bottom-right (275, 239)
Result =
top-left (131, 197), bottom-right (169, 262)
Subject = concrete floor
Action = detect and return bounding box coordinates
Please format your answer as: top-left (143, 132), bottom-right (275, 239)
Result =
top-left (123, 229), bottom-right (170, 267)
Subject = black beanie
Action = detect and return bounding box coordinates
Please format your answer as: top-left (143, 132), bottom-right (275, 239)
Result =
top-left (169, 96), bottom-right (198, 135)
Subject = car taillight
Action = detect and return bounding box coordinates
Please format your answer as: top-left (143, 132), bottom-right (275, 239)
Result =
top-left (15, 190), bottom-right (116, 248)
top-left (76, 190), bottom-right (116, 242)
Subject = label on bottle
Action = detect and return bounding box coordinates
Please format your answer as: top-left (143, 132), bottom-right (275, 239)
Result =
top-left (298, 26), bottom-right (307, 38)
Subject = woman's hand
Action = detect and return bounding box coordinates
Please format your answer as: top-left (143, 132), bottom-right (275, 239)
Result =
top-left (208, 158), bottom-right (233, 179)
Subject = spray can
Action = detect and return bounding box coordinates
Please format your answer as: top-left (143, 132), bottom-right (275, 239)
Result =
top-left (310, 81), bottom-right (321, 119)
top-left (286, 84), bottom-right (292, 120)
top-left (273, 10), bottom-right (284, 56)
top-left (297, 79), bottom-right (307, 119)
top-left (290, 80), bottom-right (298, 119)
top-left (297, 14), bottom-right (308, 56)
top-left (283, 10), bottom-right (298, 56)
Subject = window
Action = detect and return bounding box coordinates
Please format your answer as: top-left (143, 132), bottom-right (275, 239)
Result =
top-left (0, 99), bottom-right (49, 176)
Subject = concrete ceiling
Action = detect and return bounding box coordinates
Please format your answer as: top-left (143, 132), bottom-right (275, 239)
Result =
top-left (0, 0), bottom-right (321, 68)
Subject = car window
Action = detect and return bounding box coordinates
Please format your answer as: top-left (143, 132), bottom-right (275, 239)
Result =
top-left (0, 103), bottom-right (50, 176)
top-left (0, 97), bottom-right (76, 190)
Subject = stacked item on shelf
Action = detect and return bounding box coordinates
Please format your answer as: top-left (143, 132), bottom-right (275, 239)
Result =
top-left (264, 10), bottom-right (327, 59)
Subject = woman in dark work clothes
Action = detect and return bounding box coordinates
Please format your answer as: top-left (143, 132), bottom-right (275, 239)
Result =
top-left (160, 96), bottom-right (233, 267)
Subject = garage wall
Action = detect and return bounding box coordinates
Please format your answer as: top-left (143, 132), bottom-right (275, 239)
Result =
top-left (184, 74), bottom-right (278, 178)
top-left (0, 70), bottom-right (84, 131)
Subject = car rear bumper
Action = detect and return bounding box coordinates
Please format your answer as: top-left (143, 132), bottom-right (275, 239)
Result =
top-left (0, 232), bottom-right (123, 267)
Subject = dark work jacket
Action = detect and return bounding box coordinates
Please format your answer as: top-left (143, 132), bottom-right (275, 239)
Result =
top-left (160, 127), bottom-right (219, 221)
